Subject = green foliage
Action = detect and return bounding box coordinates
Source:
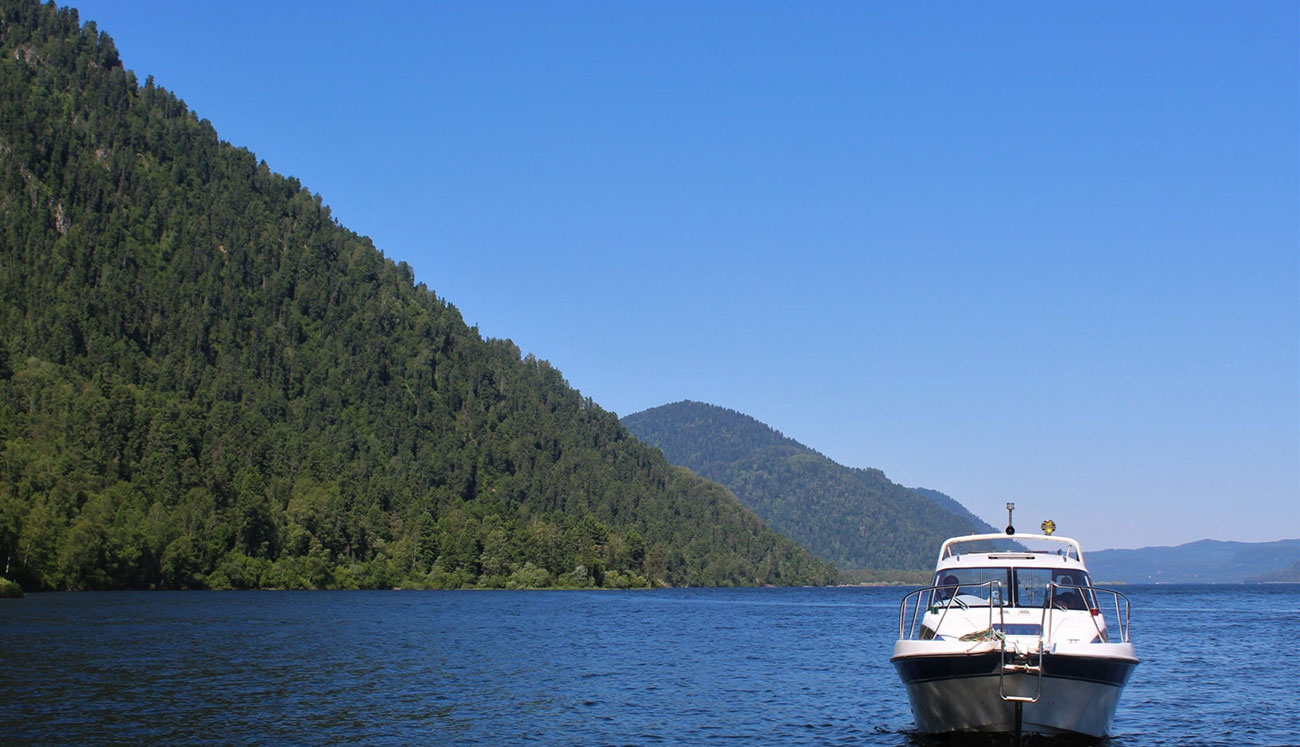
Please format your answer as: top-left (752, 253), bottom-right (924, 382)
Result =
top-left (504, 561), bottom-right (552, 589)
top-left (0, 576), bottom-right (22, 597)
top-left (622, 401), bottom-right (988, 571)
top-left (0, 1), bottom-right (835, 591)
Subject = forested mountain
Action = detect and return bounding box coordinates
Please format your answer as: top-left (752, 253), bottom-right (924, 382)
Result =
top-left (910, 487), bottom-right (997, 534)
top-left (0, 1), bottom-right (835, 591)
top-left (1086, 539), bottom-right (1300, 584)
top-left (621, 401), bottom-right (988, 570)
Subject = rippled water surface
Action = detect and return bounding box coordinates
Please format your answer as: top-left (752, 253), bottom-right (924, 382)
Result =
top-left (1, 585), bottom-right (1295, 745)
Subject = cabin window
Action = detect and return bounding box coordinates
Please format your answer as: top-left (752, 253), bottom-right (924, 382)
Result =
top-left (1012, 568), bottom-right (1094, 609)
top-left (933, 568), bottom-right (1095, 609)
top-left (932, 568), bottom-right (1010, 607)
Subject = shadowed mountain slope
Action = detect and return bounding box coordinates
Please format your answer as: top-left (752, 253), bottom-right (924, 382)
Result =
top-left (622, 400), bottom-right (989, 570)
top-left (910, 487), bottom-right (997, 534)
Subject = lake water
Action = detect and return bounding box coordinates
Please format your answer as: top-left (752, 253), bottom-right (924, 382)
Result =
top-left (1, 584), bottom-right (1296, 745)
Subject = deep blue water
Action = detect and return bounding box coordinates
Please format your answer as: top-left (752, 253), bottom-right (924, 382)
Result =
top-left (1, 584), bottom-right (1296, 745)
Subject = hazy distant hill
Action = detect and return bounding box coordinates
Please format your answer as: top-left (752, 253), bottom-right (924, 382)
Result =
top-left (621, 401), bottom-right (989, 570)
top-left (1087, 539), bottom-right (1300, 584)
top-left (0, 2), bottom-right (834, 591)
top-left (1247, 561), bottom-right (1300, 583)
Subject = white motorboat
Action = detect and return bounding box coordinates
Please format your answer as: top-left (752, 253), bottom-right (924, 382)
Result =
top-left (891, 508), bottom-right (1138, 739)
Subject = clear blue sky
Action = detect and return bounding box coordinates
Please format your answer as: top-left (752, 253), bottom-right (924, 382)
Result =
top-left (67, 1), bottom-right (1297, 550)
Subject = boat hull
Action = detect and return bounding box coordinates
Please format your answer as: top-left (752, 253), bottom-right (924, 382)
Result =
top-left (892, 651), bottom-right (1137, 738)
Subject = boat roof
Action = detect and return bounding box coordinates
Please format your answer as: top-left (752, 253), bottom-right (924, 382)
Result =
top-left (935, 533), bottom-right (1088, 571)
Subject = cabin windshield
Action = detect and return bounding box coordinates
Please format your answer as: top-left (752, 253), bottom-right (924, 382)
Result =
top-left (933, 568), bottom-right (1094, 608)
top-left (1019, 568), bottom-right (1095, 609)
top-left (933, 568), bottom-right (1010, 607)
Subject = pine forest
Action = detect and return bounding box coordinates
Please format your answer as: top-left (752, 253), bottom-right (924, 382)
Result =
top-left (0, 1), bottom-right (836, 592)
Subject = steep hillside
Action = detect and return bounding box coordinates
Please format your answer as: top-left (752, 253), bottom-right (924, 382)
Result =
top-left (0, 2), bottom-right (834, 591)
top-left (621, 400), bottom-right (988, 570)
top-left (910, 487), bottom-right (998, 534)
top-left (1087, 539), bottom-right (1300, 584)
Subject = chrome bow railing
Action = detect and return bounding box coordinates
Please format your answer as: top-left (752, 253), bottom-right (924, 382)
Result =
top-left (1046, 581), bottom-right (1132, 643)
top-left (899, 580), bottom-right (1132, 644)
top-left (898, 580), bottom-right (1006, 640)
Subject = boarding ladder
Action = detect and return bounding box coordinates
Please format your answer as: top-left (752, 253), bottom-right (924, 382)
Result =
top-left (998, 632), bottom-right (1042, 747)
top-left (998, 642), bottom-right (1043, 703)
top-left (997, 589), bottom-right (1046, 704)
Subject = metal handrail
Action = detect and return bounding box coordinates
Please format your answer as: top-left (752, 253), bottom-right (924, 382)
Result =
top-left (1045, 581), bottom-right (1132, 643)
top-left (898, 580), bottom-right (1006, 640)
top-left (899, 580), bottom-right (1131, 644)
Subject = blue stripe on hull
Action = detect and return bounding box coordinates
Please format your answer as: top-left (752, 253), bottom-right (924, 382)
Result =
top-left (892, 651), bottom-right (1136, 689)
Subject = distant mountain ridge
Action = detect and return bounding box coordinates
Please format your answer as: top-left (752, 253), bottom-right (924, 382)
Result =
top-left (1087, 538), bottom-right (1300, 584)
top-left (621, 401), bottom-right (989, 570)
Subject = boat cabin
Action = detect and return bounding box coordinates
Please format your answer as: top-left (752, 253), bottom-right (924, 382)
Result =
top-left (909, 533), bottom-right (1117, 645)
